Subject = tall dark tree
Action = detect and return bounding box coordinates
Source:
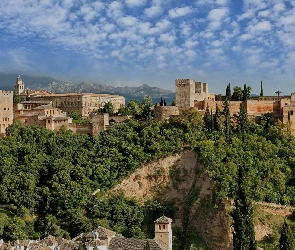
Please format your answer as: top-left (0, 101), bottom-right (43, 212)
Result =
top-left (226, 83), bottom-right (231, 101)
top-left (144, 240), bottom-right (151, 250)
top-left (211, 108), bottom-right (214, 132)
top-left (233, 165), bottom-right (257, 250)
top-left (260, 80), bottom-right (263, 97)
top-left (280, 220), bottom-right (295, 250)
top-left (204, 104), bottom-right (211, 131)
top-left (223, 99), bottom-right (231, 140)
top-left (242, 84), bottom-right (251, 101)
top-left (214, 104), bottom-right (222, 131)
top-left (238, 102), bottom-right (249, 140)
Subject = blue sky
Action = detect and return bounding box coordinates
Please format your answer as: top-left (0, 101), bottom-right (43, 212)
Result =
top-left (0, 0), bottom-right (294, 95)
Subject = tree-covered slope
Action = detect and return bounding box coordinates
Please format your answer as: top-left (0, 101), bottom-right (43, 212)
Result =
top-left (1, 108), bottom-right (295, 248)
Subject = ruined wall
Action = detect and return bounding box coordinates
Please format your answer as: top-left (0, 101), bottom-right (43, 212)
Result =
top-left (175, 79), bottom-right (195, 108)
top-left (68, 124), bottom-right (92, 134)
top-left (91, 113), bottom-right (109, 136)
top-left (246, 100), bottom-right (282, 119)
top-left (0, 90), bottom-right (13, 137)
top-left (154, 106), bottom-right (179, 122)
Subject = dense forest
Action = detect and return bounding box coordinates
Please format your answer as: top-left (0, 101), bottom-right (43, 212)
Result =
top-left (1, 102), bottom-right (295, 249)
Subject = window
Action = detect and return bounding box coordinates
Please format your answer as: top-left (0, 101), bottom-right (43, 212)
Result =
top-left (163, 225), bottom-right (165, 229)
top-left (159, 225), bottom-right (161, 230)
top-left (291, 111), bottom-right (294, 116)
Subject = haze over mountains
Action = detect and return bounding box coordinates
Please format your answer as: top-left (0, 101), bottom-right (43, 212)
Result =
top-left (0, 73), bottom-right (175, 104)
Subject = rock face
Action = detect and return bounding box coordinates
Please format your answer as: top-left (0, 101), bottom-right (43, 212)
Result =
top-left (110, 150), bottom-right (233, 250)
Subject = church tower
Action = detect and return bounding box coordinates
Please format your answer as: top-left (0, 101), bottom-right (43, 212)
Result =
top-left (14, 75), bottom-right (25, 95)
top-left (154, 216), bottom-right (172, 250)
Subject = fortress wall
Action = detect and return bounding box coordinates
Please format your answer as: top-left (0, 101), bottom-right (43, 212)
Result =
top-left (154, 106), bottom-right (179, 121)
top-left (109, 115), bottom-right (129, 123)
top-left (246, 100), bottom-right (281, 117)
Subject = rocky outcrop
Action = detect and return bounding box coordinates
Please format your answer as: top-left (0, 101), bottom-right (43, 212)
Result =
top-left (110, 150), bottom-right (233, 250)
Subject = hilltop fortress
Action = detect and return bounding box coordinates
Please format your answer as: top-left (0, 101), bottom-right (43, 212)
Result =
top-left (155, 79), bottom-right (295, 134)
top-left (1, 76), bottom-right (295, 137)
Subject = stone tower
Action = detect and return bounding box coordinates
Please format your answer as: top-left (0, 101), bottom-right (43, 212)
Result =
top-left (175, 79), bottom-right (195, 108)
top-left (14, 75), bottom-right (25, 95)
top-left (154, 216), bottom-right (172, 250)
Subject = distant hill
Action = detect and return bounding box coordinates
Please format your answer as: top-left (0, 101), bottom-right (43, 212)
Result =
top-left (0, 73), bottom-right (175, 104)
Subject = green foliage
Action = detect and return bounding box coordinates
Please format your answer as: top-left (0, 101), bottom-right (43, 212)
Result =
top-left (203, 104), bottom-right (211, 132)
top-left (242, 84), bottom-right (251, 101)
top-left (280, 220), bottom-right (295, 250)
top-left (13, 92), bottom-right (25, 104)
top-left (144, 240), bottom-right (151, 250)
top-left (232, 86), bottom-right (243, 101)
top-left (3, 102), bottom-right (295, 245)
top-left (226, 83), bottom-right (231, 101)
top-left (103, 101), bottom-right (115, 115)
top-left (69, 111), bottom-right (91, 124)
top-left (233, 165), bottom-right (256, 250)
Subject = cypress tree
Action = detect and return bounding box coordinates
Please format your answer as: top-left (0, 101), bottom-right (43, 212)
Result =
top-left (204, 104), bottom-right (211, 131)
top-left (280, 220), bottom-right (295, 250)
top-left (242, 84), bottom-right (251, 101)
top-left (226, 83), bottom-right (231, 101)
top-left (238, 102), bottom-right (249, 140)
top-left (223, 99), bottom-right (231, 140)
top-left (144, 240), bottom-right (151, 250)
top-left (211, 108), bottom-right (214, 132)
top-left (233, 165), bottom-right (257, 250)
top-left (214, 104), bottom-right (221, 131)
top-left (260, 80), bottom-right (263, 97)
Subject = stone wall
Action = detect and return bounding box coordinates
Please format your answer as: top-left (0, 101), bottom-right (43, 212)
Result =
top-left (154, 106), bottom-right (179, 122)
top-left (0, 90), bottom-right (13, 137)
top-left (246, 100), bottom-right (282, 119)
top-left (91, 113), bottom-right (109, 136)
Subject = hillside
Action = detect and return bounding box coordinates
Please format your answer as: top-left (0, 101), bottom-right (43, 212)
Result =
top-left (1, 109), bottom-right (295, 249)
top-left (0, 73), bottom-right (175, 104)
top-left (110, 150), bottom-right (295, 250)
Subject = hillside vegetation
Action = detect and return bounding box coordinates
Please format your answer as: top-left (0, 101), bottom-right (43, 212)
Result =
top-left (0, 108), bottom-right (295, 249)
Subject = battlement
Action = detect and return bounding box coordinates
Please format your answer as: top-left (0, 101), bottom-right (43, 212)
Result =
top-left (0, 90), bottom-right (13, 95)
top-left (175, 79), bottom-right (195, 86)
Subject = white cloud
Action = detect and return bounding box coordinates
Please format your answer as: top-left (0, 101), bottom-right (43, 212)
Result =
top-left (216, 0), bottom-right (228, 5)
top-left (247, 20), bottom-right (272, 33)
top-left (144, 5), bottom-right (163, 18)
top-left (159, 33), bottom-right (176, 43)
top-left (208, 7), bottom-right (229, 30)
top-left (184, 50), bottom-right (197, 58)
top-left (125, 0), bottom-right (147, 8)
top-left (169, 6), bottom-right (193, 18)
top-left (118, 16), bottom-right (138, 26)
top-left (239, 33), bottom-right (253, 41)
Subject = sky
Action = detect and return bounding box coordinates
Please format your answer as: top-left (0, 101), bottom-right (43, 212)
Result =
top-left (0, 0), bottom-right (295, 95)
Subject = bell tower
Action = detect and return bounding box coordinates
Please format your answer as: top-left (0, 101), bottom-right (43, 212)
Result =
top-left (14, 75), bottom-right (25, 95)
top-left (154, 216), bottom-right (172, 250)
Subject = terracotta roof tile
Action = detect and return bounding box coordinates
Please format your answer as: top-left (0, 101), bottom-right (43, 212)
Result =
top-left (154, 216), bottom-right (172, 224)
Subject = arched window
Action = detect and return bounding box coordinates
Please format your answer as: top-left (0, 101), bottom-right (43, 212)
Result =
top-left (163, 225), bottom-right (165, 229)
top-left (159, 225), bottom-right (161, 230)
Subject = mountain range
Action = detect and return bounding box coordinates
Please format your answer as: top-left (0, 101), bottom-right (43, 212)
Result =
top-left (0, 73), bottom-right (175, 104)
